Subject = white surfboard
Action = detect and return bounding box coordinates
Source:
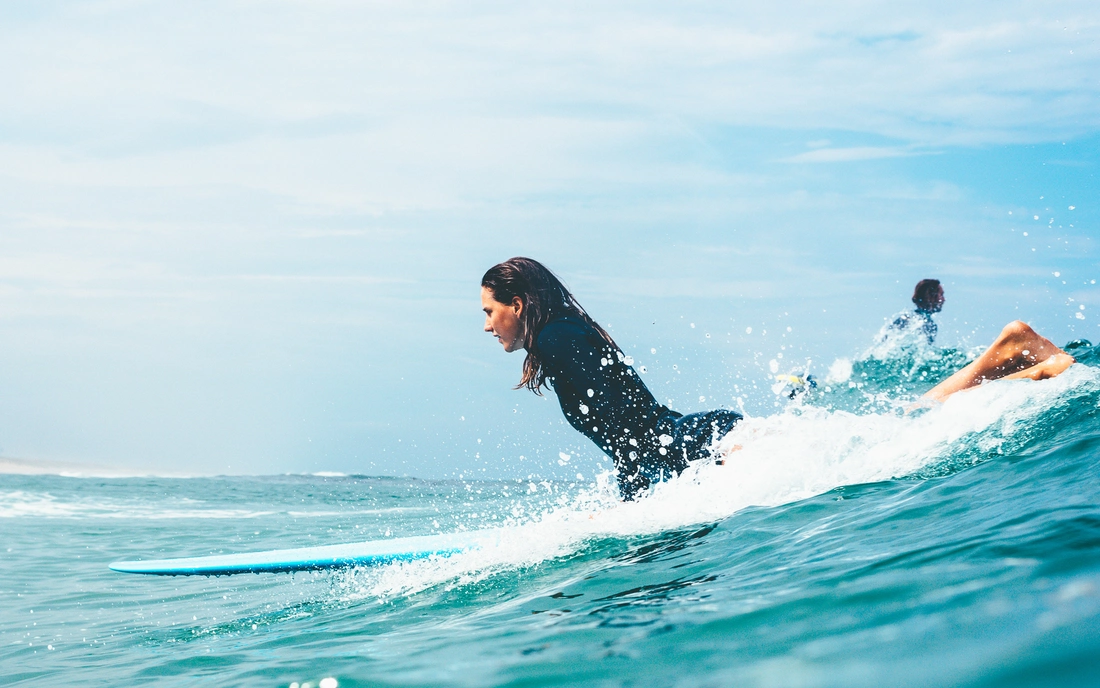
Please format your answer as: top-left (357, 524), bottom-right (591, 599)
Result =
top-left (109, 530), bottom-right (484, 576)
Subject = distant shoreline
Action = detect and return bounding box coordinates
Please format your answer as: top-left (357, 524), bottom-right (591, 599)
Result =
top-left (0, 457), bottom-right (410, 480)
top-left (0, 460), bottom-right (517, 483)
top-left (0, 456), bottom-right (186, 478)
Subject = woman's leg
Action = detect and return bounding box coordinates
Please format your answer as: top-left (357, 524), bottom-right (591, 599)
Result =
top-left (923, 321), bottom-right (1074, 403)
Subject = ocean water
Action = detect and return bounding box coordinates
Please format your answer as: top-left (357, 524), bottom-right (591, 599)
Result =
top-left (3, 342), bottom-right (1100, 687)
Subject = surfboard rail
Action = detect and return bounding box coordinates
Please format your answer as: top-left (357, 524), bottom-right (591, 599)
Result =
top-left (109, 531), bottom-right (481, 576)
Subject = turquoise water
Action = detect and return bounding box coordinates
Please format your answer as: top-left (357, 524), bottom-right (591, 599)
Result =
top-left (3, 343), bottom-right (1100, 687)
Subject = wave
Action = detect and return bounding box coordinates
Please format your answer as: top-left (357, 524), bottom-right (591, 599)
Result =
top-left (335, 358), bottom-right (1100, 600)
top-left (0, 491), bottom-right (433, 520)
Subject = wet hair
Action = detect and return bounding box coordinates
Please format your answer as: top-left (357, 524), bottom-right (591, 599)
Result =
top-left (912, 279), bottom-right (944, 312)
top-left (481, 257), bottom-right (619, 393)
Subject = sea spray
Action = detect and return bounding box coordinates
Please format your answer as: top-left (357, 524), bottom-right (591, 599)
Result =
top-left (4, 344), bottom-right (1099, 686)
top-left (333, 363), bottom-right (1100, 602)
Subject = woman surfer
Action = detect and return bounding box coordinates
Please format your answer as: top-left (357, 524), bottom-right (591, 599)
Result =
top-left (481, 257), bottom-right (742, 499)
top-left (481, 257), bottom-right (1076, 500)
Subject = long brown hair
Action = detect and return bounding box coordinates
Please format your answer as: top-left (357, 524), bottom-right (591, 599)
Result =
top-left (482, 257), bottom-right (619, 393)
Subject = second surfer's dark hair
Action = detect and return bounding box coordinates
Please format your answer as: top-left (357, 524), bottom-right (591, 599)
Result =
top-left (912, 278), bottom-right (943, 311)
top-left (482, 257), bottom-right (619, 394)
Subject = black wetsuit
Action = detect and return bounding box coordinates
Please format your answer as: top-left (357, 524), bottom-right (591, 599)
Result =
top-left (538, 315), bottom-right (742, 500)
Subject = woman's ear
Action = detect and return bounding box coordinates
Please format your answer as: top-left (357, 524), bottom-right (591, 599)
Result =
top-left (511, 296), bottom-right (524, 317)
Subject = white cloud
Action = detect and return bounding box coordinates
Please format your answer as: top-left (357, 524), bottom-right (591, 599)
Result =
top-left (1, 1), bottom-right (1097, 153)
top-left (0, 0), bottom-right (1096, 473)
top-left (780, 146), bottom-right (919, 163)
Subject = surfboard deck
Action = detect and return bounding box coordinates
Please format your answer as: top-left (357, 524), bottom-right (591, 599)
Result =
top-left (109, 531), bottom-right (483, 576)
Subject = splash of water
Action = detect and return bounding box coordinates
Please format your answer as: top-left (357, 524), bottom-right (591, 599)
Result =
top-left (335, 354), bottom-right (1099, 601)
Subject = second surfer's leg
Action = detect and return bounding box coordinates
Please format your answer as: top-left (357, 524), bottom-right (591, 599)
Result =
top-left (923, 321), bottom-right (1073, 403)
top-left (999, 352), bottom-right (1076, 382)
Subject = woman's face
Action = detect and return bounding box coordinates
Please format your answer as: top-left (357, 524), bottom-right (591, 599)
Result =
top-left (481, 286), bottom-right (525, 352)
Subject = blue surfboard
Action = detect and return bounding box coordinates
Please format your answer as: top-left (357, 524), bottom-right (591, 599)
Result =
top-left (109, 531), bottom-right (484, 576)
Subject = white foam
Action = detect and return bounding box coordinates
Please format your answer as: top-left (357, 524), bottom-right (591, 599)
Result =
top-left (336, 365), bottom-right (1100, 600)
top-left (826, 357), bottom-right (853, 383)
top-left (0, 491), bottom-right (426, 520)
top-left (0, 491), bottom-right (278, 519)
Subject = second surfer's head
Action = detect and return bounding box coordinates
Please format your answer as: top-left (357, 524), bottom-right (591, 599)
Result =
top-left (912, 278), bottom-right (945, 313)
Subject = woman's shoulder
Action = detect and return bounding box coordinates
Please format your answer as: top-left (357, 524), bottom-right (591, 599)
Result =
top-left (538, 316), bottom-right (599, 353)
top-left (539, 315), bottom-right (587, 336)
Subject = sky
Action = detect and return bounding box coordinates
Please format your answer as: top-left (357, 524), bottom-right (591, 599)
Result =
top-left (0, 0), bottom-right (1097, 478)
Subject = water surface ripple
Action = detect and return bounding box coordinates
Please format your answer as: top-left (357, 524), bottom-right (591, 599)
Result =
top-left (2, 344), bottom-right (1099, 686)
